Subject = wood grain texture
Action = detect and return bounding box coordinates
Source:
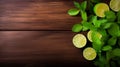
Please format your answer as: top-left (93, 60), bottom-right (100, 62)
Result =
top-left (0, 31), bottom-right (94, 67)
top-left (0, 0), bottom-right (81, 30)
top-left (0, 0), bottom-right (96, 67)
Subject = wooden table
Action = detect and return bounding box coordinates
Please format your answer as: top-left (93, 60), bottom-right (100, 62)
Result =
top-left (0, 0), bottom-right (95, 67)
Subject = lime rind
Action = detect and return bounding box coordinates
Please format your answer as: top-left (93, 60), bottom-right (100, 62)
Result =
top-left (110, 0), bottom-right (120, 12)
top-left (87, 31), bottom-right (93, 42)
top-left (87, 30), bottom-right (102, 42)
top-left (72, 34), bottom-right (87, 48)
top-left (94, 3), bottom-right (109, 17)
top-left (83, 47), bottom-right (97, 60)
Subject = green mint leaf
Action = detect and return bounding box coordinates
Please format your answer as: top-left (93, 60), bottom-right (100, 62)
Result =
top-left (73, 1), bottom-right (81, 9)
top-left (112, 48), bottom-right (120, 57)
top-left (98, 29), bottom-right (107, 36)
top-left (82, 26), bottom-right (89, 31)
top-left (91, 31), bottom-right (102, 45)
top-left (82, 22), bottom-right (97, 30)
top-left (102, 23), bottom-right (112, 29)
top-left (105, 11), bottom-right (116, 22)
top-left (98, 19), bottom-right (107, 23)
top-left (107, 23), bottom-right (120, 37)
top-left (98, 29), bottom-right (108, 42)
top-left (117, 31), bottom-right (120, 37)
top-left (91, 16), bottom-right (107, 28)
top-left (74, 1), bottom-right (87, 11)
top-left (92, 43), bottom-right (102, 52)
top-left (107, 37), bottom-right (117, 46)
top-left (94, 19), bottom-right (107, 28)
top-left (81, 21), bottom-right (89, 31)
top-left (102, 45), bottom-right (112, 51)
top-left (117, 10), bottom-right (120, 23)
top-left (91, 31), bottom-right (103, 52)
top-left (80, 1), bottom-right (87, 11)
top-left (68, 8), bottom-right (80, 16)
top-left (72, 24), bottom-right (82, 32)
top-left (92, 16), bottom-right (97, 22)
top-left (88, 15), bottom-right (95, 22)
top-left (81, 11), bottom-right (87, 21)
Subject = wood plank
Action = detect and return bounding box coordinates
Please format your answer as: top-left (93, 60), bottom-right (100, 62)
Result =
top-left (0, 31), bottom-right (94, 66)
top-left (0, 0), bottom-right (82, 30)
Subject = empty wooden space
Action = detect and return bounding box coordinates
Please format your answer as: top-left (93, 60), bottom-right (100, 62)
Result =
top-left (0, 0), bottom-right (95, 67)
top-left (0, 0), bottom-right (82, 30)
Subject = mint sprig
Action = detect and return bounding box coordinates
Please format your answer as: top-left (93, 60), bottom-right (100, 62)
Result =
top-left (68, 0), bottom-right (120, 67)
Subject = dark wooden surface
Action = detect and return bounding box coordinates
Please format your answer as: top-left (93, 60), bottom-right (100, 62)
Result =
top-left (0, 0), bottom-right (82, 31)
top-left (0, 0), bottom-right (95, 67)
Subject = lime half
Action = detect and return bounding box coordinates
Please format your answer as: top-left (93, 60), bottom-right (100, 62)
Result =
top-left (72, 34), bottom-right (87, 48)
top-left (94, 3), bottom-right (109, 17)
top-left (87, 30), bottom-right (102, 42)
top-left (110, 0), bottom-right (120, 12)
top-left (83, 47), bottom-right (97, 60)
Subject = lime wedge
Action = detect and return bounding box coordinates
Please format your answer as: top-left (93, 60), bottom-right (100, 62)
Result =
top-left (110, 0), bottom-right (120, 12)
top-left (87, 30), bottom-right (102, 42)
top-left (72, 34), bottom-right (87, 48)
top-left (83, 47), bottom-right (97, 60)
top-left (94, 3), bottom-right (109, 17)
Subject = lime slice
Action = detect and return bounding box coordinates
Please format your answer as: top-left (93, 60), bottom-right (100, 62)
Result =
top-left (72, 34), bottom-right (87, 48)
top-left (87, 31), bottom-right (93, 42)
top-left (110, 0), bottom-right (120, 12)
top-left (87, 30), bottom-right (102, 42)
top-left (83, 47), bottom-right (97, 60)
top-left (94, 3), bottom-right (109, 17)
